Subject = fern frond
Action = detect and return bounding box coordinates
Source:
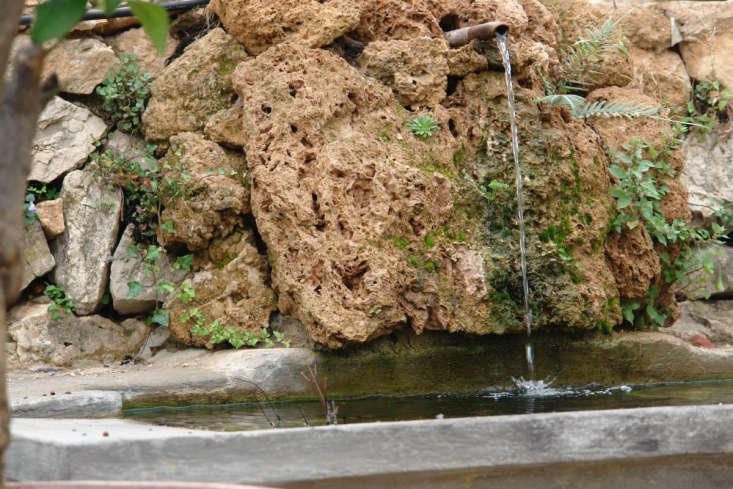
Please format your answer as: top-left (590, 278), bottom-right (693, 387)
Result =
top-left (535, 94), bottom-right (662, 120)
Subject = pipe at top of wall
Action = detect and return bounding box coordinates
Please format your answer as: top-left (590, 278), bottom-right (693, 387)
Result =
top-left (444, 22), bottom-right (509, 48)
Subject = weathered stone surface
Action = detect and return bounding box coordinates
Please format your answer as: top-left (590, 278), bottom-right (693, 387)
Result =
top-left (359, 38), bottom-right (449, 107)
top-left (167, 230), bottom-right (276, 347)
top-left (628, 48), bottom-right (691, 108)
top-left (35, 198), bottom-right (64, 239)
top-left (108, 27), bottom-right (178, 78)
top-left (29, 97), bottom-right (107, 183)
top-left (142, 28), bottom-right (248, 142)
top-left (668, 300), bottom-right (733, 347)
top-left (684, 244), bottom-right (733, 300)
top-left (105, 129), bottom-right (152, 168)
top-left (7, 298), bottom-right (148, 368)
top-left (110, 225), bottom-right (188, 315)
top-left (43, 38), bottom-right (116, 94)
top-left (683, 131), bottom-right (733, 220)
top-left (604, 226), bottom-right (660, 302)
top-left (680, 31), bottom-right (733, 91)
top-left (204, 104), bottom-right (246, 149)
top-left (209, 0), bottom-right (361, 55)
top-left (52, 170), bottom-right (122, 315)
top-left (20, 219), bottom-right (55, 291)
top-left (157, 132), bottom-right (249, 251)
top-left (446, 43), bottom-right (489, 78)
top-left (135, 326), bottom-right (171, 362)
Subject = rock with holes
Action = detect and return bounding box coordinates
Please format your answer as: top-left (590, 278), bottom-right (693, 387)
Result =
top-left (359, 38), bottom-right (449, 107)
top-left (142, 28), bottom-right (248, 142)
top-left (165, 230), bottom-right (276, 348)
top-left (156, 132), bottom-right (249, 251)
top-left (209, 0), bottom-right (361, 55)
top-left (7, 298), bottom-right (148, 368)
top-left (52, 170), bottom-right (123, 315)
top-left (29, 97), bottom-right (108, 183)
top-left (204, 105), bottom-right (246, 149)
top-left (43, 38), bottom-right (116, 94)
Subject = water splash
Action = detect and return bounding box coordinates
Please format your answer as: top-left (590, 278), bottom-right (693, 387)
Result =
top-left (484, 378), bottom-right (633, 399)
top-left (496, 32), bottom-right (533, 377)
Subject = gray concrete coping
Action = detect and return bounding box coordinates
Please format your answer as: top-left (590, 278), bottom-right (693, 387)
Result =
top-left (11, 390), bottom-right (122, 418)
top-left (7, 404), bottom-right (733, 485)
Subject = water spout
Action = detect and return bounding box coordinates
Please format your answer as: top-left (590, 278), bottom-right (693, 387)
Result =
top-left (444, 22), bottom-right (509, 48)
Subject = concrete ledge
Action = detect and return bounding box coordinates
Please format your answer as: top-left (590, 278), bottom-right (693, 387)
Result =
top-left (11, 391), bottom-right (122, 418)
top-left (7, 404), bottom-right (733, 485)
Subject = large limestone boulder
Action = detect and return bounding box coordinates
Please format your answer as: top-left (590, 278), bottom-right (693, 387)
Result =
top-left (142, 28), bottom-right (248, 142)
top-left (29, 97), bottom-right (107, 183)
top-left (209, 0), bottom-right (361, 55)
top-left (359, 38), bottom-right (449, 107)
top-left (42, 38), bottom-right (116, 94)
top-left (157, 133), bottom-right (249, 251)
top-left (166, 230), bottom-right (276, 347)
top-left (52, 170), bottom-right (123, 315)
top-left (108, 27), bottom-right (179, 78)
top-left (680, 31), bottom-right (733, 91)
top-left (110, 225), bottom-right (188, 315)
top-left (683, 132), bottom-right (733, 220)
top-left (20, 220), bottom-right (55, 291)
top-left (8, 298), bottom-right (148, 368)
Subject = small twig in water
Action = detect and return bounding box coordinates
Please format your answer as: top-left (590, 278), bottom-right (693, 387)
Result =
top-left (301, 363), bottom-right (339, 425)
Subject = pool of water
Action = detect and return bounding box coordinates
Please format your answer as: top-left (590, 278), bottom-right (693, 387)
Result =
top-left (123, 379), bottom-right (733, 431)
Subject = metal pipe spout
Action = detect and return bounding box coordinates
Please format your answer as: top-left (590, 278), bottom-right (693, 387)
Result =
top-left (443, 22), bottom-right (509, 48)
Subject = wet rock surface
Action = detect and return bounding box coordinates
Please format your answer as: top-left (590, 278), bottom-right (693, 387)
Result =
top-left (52, 170), bottom-right (123, 316)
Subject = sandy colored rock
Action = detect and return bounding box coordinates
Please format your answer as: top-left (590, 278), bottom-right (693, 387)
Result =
top-left (8, 298), bottom-right (148, 368)
top-left (209, 0), bottom-right (361, 55)
top-left (668, 300), bottom-right (733, 347)
top-left (105, 129), bottom-right (152, 167)
top-left (680, 31), bottom-right (733, 91)
top-left (628, 48), bottom-right (691, 108)
top-left (20, 219), bottom-right (55, 291)
top-left (43, 38), bottom-right (116, 94)
top-left (142, 28), bottom-right (248, 142)
top-left (446, 43), bottom-right (489, 77)
top-left (29, 97), bottom-right (108, 183)
top-left (110, 225), bottom-right (188, 315)
top-left (35, 198), bottom-right (64, 239)
top-left (157, 133), bottom-right (249, 251)
top-left (683, 131), bottom-right (733, 220)
top-left (604, 226), bottom-right (660, 301)
top-left (204, 105), bottom-right (246, 149)
top-left (359, 38), bottom-right (449, 107)
top-left (166, 230), bottom-right (276, 347)
top-left (108, 27), bottom-right (179, 78)
top-left (52, 170), bottom-right (122, 316)
top-left (663, 1), bottom-right (733, 44)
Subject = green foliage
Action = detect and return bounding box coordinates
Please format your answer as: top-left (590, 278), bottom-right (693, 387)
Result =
top-left (535, 94), bottom-right (661, 120)
top-left (44, 285), bottom-right (73, 319)
top-left (186, 308), bottom-right (290, 349)
top-left (608, 138), bottom-right (728, 327)
top-left (676, 80), bottom-right (732, 136)
top-left (32, 0), bottom-right (168, 53)
top-left (97, 54), bottom-right (152, 134)
top-left (24, 183), bottom-right (61, 225)
top-left (464, 175), bottom-right (510, 202)
top-left (23, 194), bottom-right (38, 224)
top-left (407, 114), bottom-right (439, 139)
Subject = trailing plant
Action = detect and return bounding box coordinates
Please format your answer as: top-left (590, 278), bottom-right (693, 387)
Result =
top-left (535, 94), bottom-right (661, 120)
top-left (96, 54), bottom-right (152, 134)
top-left (44, 285), bottom-right (73, 319)
top-left (608, 138), bottom-right (728, 328)
top-left (463, 175), bottom-right (510, 202)
top-left (675, 79), bottom-right (732, 136)
top-left (407, 114), bottom-right (439, 139)
top-left (185, 311), bottom-right (290, 349)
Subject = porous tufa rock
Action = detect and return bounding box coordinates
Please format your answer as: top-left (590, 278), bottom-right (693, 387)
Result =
top-left (209, 0), bottom-right (362, 55)
top-left (43, 38), bottom-right (116, 95)
top-left (142, 28), bottom-right (248, 142)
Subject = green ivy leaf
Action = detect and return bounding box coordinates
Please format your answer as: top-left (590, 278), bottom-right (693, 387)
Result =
top-left (127, 280), bottom-right (145, 298)
top-left (31, 0), bottom-right (86, 45)
top-left (128, 1), bottom-right (169, 55)
top-left (161, 220), bottom-right (175, 234)
top-left (150, 308), bottom-right (169, 327)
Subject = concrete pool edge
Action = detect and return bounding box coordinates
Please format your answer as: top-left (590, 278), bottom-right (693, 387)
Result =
top-left (7, 404), bottom-right (733, 484)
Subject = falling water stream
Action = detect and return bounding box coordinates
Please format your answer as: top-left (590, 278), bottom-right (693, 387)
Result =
top-left (496, 33), bottom-right (534, 378)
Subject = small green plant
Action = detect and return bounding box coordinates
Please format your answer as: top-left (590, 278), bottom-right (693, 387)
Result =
top-left (186, 310), bottom-right (290, 349)
top-left (44, 285), bottom-right (73, 319)
top-left (96, 54), bottom-right (152, 134)
top-left (535, 94), bottom-right (661, 120)
top-left (464, 175), bottom-right (510, 202)
top-left (608, 138), bottom-right (727, 327)
top-left (23, 194), bottom-right (38, 224)
top-left (407, 114), bottom-right (439, 139)
top-left (676, 79), bottom-right (732, 136)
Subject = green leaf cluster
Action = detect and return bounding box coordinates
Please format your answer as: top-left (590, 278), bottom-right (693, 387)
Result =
top-left (535, 94), bottom-right (661, 120)
top-left (185, 308), bottom-right (290, 349)
top-left (407, 114), bottom-right (439, 139)
top-left (44, 284), bottom-right (74, 319)
top-left (97, 54), bottom-right (152, 135)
